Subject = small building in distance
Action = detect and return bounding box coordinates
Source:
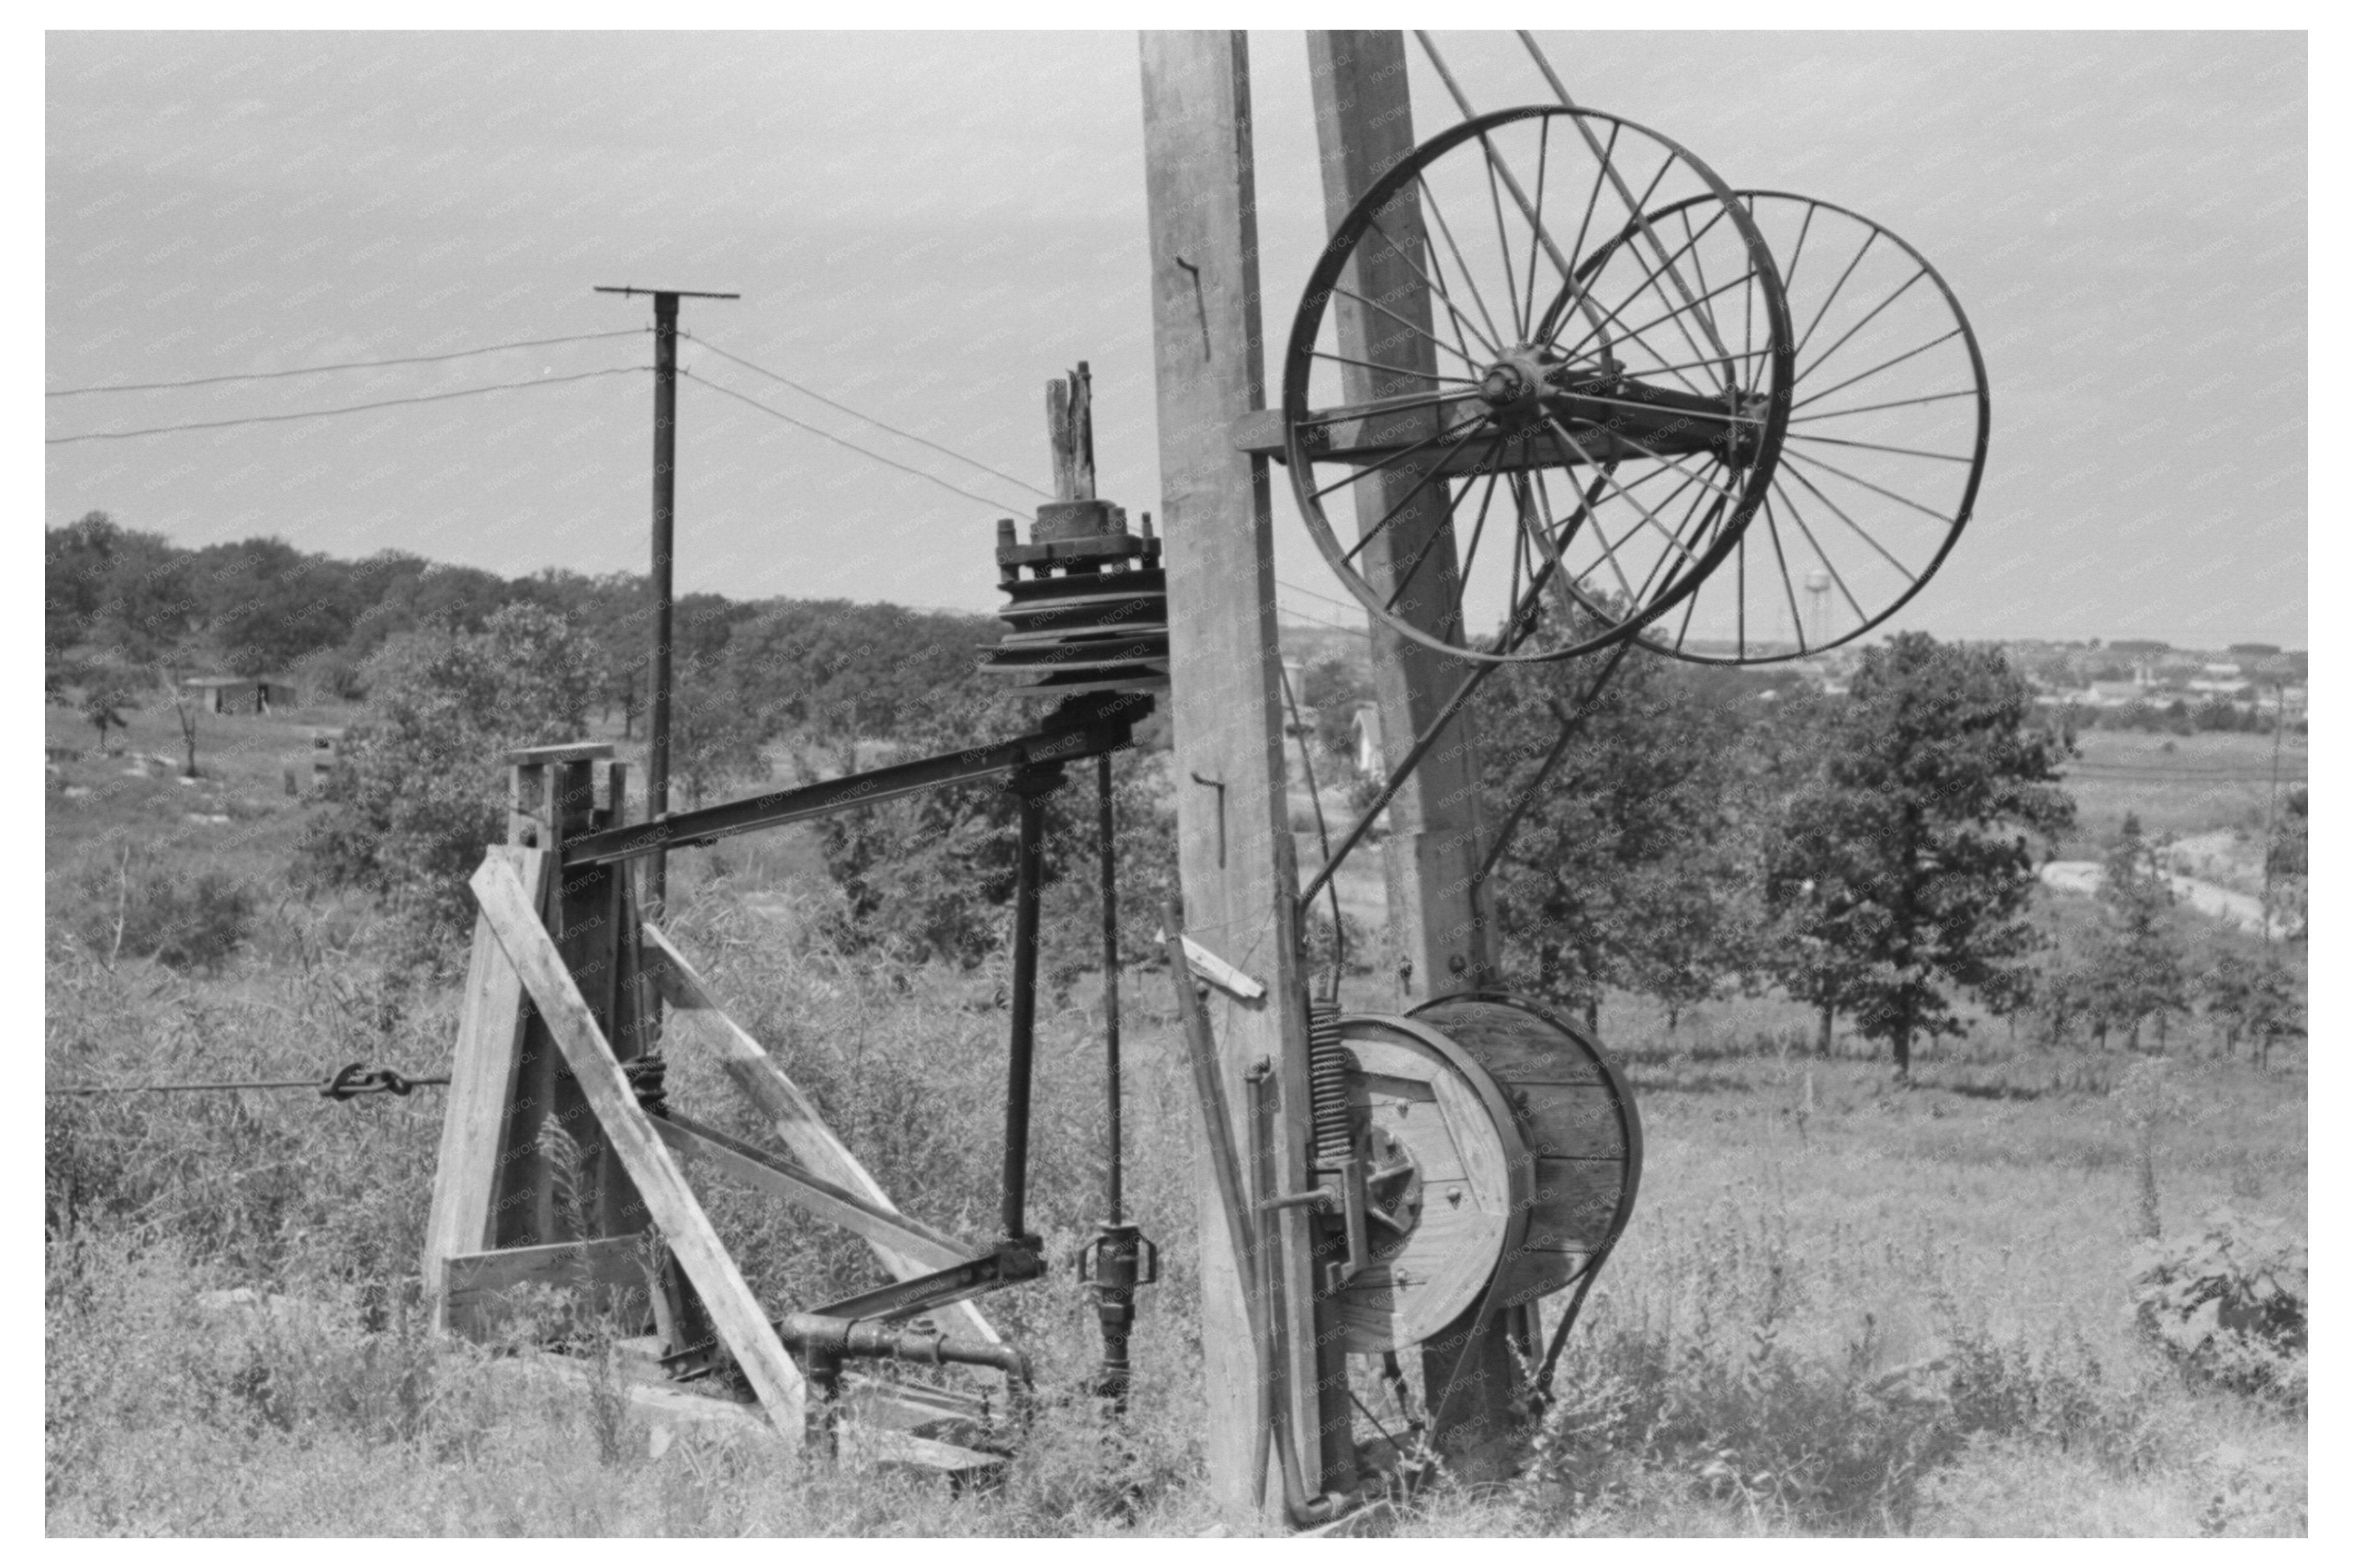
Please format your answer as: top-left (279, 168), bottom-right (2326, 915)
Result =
top-left (181, 675), bottom-right (296, 716)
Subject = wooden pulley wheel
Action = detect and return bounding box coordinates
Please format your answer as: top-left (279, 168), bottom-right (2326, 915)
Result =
top-left (1322, 1012), bottom-right (1533, 1355)
top-left (1407, 991), bottom-right (1642, 1303)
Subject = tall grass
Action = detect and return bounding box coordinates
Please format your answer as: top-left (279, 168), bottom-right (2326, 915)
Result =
top-left (45, 875), bottom-right (2307, 1535)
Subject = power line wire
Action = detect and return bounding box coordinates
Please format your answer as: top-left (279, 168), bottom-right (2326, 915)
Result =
top-left (45, 366), bottom-right (647, 445)
top-left (45, 328), bottom-right (650, 398)
top-left (684, 331), bottom-right (1054, 501)
top-left (681, 366), bottom-right (1031, 513)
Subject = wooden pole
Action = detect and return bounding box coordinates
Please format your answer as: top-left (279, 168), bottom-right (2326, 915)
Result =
top-left (1139, 29), bottom-right (1346, 1522)
top-left (1306, 27), bottom-right (1519, 1482)
top-left (1305, 29), bottom-right (1493, 1004)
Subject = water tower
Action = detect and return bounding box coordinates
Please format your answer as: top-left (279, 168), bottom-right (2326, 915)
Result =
top-left (1803, 569), bottom-right (1832, 651)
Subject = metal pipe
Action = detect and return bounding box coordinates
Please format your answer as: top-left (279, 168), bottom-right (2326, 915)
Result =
top-left (1000, 768), bottom-right (1060, 1241)
top-left (1099, 754), bottom-right (1122, 1223)
top-left (777, 1313), bottom-right (1033, 1386)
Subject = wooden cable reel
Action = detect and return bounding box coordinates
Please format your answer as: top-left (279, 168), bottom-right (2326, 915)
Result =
top-left (1319, 997), bottom-right (1640, 1355)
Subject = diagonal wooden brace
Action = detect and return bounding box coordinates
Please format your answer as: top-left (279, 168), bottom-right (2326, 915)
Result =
top-left (471, 852), bottom-right (807, 1443)
top-left (641, 920), bottom-right (1005, 1354)
top-left (653, 1113), bottom-right (968, 1273)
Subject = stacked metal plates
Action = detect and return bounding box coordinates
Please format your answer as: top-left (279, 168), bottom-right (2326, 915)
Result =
top-left (979, 514), bottom-right (1170, 699)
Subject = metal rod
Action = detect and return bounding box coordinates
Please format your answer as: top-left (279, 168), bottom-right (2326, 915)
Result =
top-left (1298, 656), bottom-right (1505, 909)
top-left (1098, 753), bottom-right (1122, 1223)
top-left (557, 708), bottom-right (1136, 869)
top-left (1000, 768), bottom-right (1060, 1241)
top-left (1474, 636), bottom-right (1636, 885)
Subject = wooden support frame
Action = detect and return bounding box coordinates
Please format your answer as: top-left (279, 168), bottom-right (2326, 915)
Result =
top-left (1140, 28), bottom-right (1347, 1522)
top-left (470, 851), bottom-right (809, 1440)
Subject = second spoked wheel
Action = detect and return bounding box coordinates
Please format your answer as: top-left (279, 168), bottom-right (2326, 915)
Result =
top-left (1627, 193), bottom-right (1991, 663)
top-left (1282, 104), bottom-right (1794, 664)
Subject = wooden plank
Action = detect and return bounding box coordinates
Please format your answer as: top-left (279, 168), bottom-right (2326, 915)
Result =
top-left (1523, 1157), bottom-right (1624, 1253)
top-left (471, 853), bottom-right (807, 1444)
top-left (639, 921), bottom-right (1003, 1353)
top-left (1141, 27), bottom-right (1337, 1516)
top-left (1409, 997), bottom-right (1607, 1085)
top-left (654, 1115), bottom-right (968, 1272)
top-left (441, 1235), bottom-right (654, 1340)
top-left (1516, 1084), bottom-right (1629, 1160)
top-left (423, 844), bottom-right (547, 1324)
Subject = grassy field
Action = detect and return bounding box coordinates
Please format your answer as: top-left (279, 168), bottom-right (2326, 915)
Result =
top-left (44, 703), bottom-right (2308, 1536)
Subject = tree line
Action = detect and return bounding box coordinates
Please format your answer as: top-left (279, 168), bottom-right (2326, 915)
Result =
top-left (1466, 629), bottom-right (2304, 1075)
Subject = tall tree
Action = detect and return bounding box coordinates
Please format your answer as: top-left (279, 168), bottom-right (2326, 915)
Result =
top-left (299, 603), bottom-right (596, 943)
top-left (2086, 813), bottom-right (2191, 1049)
top-left (1764, 634), bottom-right (2074, 1077)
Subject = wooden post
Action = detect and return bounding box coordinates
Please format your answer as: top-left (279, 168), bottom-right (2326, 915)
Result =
top-left (1140, 30), bottom-right (1348, 1521)
top-left (1305, 28), bottom-right (1493, 1005)
top-left (1306, 28), bottom-right (1519, 1482)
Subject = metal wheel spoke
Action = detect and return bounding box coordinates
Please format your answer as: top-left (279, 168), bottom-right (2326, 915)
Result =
top-left (1449, 465), bottom-right (1508, 625)
top-left (1479, 138), bottom-right (1528, 337)
top-left (1385, 439), bottom-right (1503, 615)
top-left (1792, 230), bottom-right (1879, 364)
top-left (1554, 121), bottom-right (1621, 339)
top-left (1763, 494), bottom-right (1809, 655)
top-left (1542, 414), bottom-right (1713, 572)
top-left (1787, 387), bottom-right (1978, 424)
top-left (1328, 284), bottom-right (1490, 374)
top-left (1528, 467), bottom-right (1616, 623)
top-left (1308, 348), bottom-right (1481, 386)
top-left (1564, 388), bottom-right (1765, 429)
top-left (1342, 450), bottom-right (1470, 568)
top-left (1293, 387), bottom-right (1487, 431)
top-left (1519, 58), bottom-right (1736, 363)
top-left (1554, 210), bottom-right (1737, 373)
top-left (1631, 345), bottom-right (1776, 381)
top-left (1374, 200), bottom-right (1506, 357)
top-left (1796, 264), bottom-right (1929, 384)
top-left (1779, 201), bottom-right (1821, 303)
top-left (1768, 477), bottom-right (1872, 624)
top-left (1787, 431), bottom-right (1972, 464)
top-left (1777, 461), bottom-right (1925, 581)
top-left (1783, 447), bottom-right (1955, 530)
top-left (1519, 116), bottom-right (1553, 341)
top-left (1790, 327), bottom-right (1966, 412)
top-left (1306, 418), bottom-right (1476, 503)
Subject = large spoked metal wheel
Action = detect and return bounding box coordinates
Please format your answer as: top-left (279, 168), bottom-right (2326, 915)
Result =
top-left (1283, 104), bottom-right (1794, 665)
top-left (1629, 193), bottom-right (1991, 663)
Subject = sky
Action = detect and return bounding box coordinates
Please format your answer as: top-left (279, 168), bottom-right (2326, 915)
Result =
top-left (45, 30), bottom-right (2308, 648)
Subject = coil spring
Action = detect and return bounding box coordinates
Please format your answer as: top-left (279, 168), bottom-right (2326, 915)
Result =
top-left (1308, 1003), bottom-right (1353, 1172)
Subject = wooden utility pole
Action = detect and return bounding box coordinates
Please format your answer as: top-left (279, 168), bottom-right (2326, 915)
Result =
top-left (1139, 30), bottom-right (1346, 1521)
top-left (594, 284), bottom-right (739, 915)
top-left (1306, 28), bottom-right (1519, 1481)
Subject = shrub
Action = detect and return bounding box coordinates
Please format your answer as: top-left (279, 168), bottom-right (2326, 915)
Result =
top-left (70, 853), bottom-right (255, 972)
top-left (2129, 1206), bottom-right (2307, 1404)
